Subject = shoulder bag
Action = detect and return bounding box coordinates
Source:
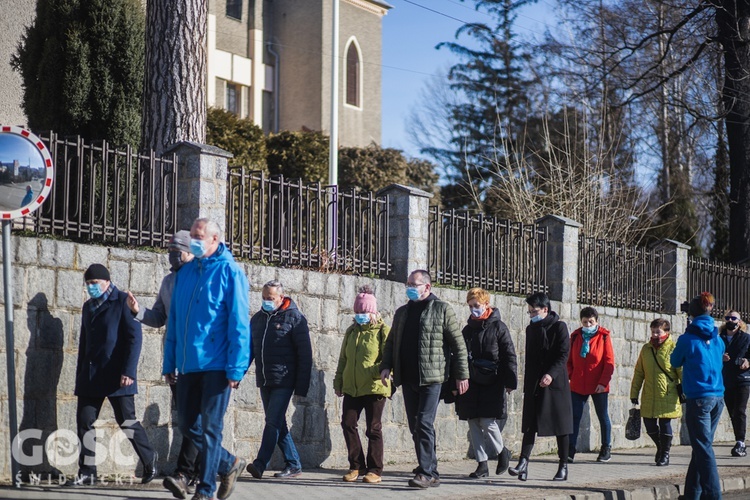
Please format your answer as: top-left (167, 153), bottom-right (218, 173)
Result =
top-left (650, 348), bottom-right (686, 404)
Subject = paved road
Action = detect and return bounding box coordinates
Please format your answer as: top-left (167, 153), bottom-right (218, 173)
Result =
top-left (1, 443), bottom-right (749, 499)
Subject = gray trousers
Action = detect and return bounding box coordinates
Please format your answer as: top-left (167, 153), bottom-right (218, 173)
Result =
top-left (468, 417), bottom-right (505, 463)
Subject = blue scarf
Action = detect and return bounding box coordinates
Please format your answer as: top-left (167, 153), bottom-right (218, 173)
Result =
top-left (580, 327), bottom-right (598, 358)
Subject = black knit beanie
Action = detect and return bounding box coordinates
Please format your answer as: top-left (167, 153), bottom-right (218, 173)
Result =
top-left (84, 263), bottom-right (110, 282)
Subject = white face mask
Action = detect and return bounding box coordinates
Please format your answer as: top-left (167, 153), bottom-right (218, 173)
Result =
top-left (470, 307), bottom-right (484, 318)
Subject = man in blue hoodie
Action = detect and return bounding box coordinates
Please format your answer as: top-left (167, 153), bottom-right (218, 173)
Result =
top-left (670, 292), bottom-right (725, 500)
top-left (163, 218), bottom-right (251, 500)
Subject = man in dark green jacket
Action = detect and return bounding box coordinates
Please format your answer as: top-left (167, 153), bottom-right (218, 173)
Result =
top-left (380, 270), bottom-right (470, 488)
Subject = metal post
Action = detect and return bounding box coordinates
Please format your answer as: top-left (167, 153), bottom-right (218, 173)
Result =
top-left (3, 220), bottom-right (20, 486)
top-left (328, 0), bottom-right (340, 258)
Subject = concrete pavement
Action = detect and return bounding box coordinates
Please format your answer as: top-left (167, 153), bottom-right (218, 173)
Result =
top-left (2, 442), bottom-right (750, 499)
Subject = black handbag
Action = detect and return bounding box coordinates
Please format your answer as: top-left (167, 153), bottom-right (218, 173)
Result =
top-left (625, 406), bottom-right (641, 440)
top-left (470, 357), bottom-right (499, 385)
top-left (650, 349), bottom-right (686, 404)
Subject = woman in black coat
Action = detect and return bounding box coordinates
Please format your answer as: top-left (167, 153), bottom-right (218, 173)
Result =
top-left (457, 288), bottom-right (517, 479)
top-left (509, 292), bottom-right (573, 482)
top-left (720, 310), bottom-right (750, 457)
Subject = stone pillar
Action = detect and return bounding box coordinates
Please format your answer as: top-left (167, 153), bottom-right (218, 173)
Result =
top-left (378, 184), bottom-right (433, 283)
top-left (165, 141), bottom-right (232, 236)
top-left (536, 214), bottom-right (582, 303)
top-left (655, 239), bottom-right (691, 315)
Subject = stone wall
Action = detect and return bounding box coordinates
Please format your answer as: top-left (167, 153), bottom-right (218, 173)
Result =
top-left (0, 235), bottom-right (735, 481)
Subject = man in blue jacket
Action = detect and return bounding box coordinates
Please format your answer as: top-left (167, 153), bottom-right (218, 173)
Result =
top-left (163, 218), bottom-right (251, 500)
top-left (671, 292), bottom-right (725, 500)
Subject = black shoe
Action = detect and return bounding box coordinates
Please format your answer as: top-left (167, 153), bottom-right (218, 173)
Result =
top-left (508, 457), bottom-right (528, 481)
top-left (430, 476), bottom-right (440, 487)
top-left (245, 462), bottom-right (263, 479)
top-left (567, 454), bottom-right (575, 464)
top-left (408, 473), bottom-right (431, 488)
top-left (469, 461), bottom-right (489, 478)
top-left (657, 434), bottom-right (673, 466)
top-left (552, 462), bottom-right (568, 481)
top-left (496, 447), bottom-right (511, 475)
top-left (218, 457), bottom-right (246, 499)
top-left (732, 443), bottom-right (747, 457)
top-left (164, 473), bottom-right (190, 499)
top-left (142, 454), bottom-right (158, 484)
top-left (274, 466), bottom-right (302, 478)
top-left (596, 446), bottom-right (611, 463)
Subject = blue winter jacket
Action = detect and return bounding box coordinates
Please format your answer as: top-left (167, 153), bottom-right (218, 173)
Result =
top-left (163, 243), bottom-right (251, 381)
top-left (670, 314), bottom-right (725, 399)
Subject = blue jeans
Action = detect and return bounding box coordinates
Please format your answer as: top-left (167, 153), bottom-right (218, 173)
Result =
top-left (683, 396), bottom-right (724, 500)
top-left (177, 371), bottom-right (236, 497)
top-left (401, 382), bottom-right (442, 478)
top-left (570, 391), bottom-right (611, 453)
top-left (254, 387), bottom-right (301, 472)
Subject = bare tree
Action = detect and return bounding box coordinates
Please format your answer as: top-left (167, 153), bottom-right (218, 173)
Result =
top-left (141, 0), bottom-right (207, 154)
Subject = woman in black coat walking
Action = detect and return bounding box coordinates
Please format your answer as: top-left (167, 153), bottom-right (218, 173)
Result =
top-left (456, 288), bottom-right (518, 479)
top-left (720, 310), bottom-right (750, 457)
top-left (509, 292), bottom-right (573, 482)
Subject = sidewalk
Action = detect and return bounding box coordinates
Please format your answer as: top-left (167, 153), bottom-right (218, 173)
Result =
top-left (2, 443), bottom-right (750, 500)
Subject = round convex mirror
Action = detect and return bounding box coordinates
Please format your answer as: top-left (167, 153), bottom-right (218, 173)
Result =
top-left (0, 126), bottom-right (54, 220)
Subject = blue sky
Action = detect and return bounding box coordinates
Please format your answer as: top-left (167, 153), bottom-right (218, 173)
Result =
top-left (380, 0), bottom-right (555, 158)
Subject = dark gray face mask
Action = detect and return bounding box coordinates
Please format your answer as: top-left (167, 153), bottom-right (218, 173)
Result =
top-left (169, 250), bottom-right (184, 271)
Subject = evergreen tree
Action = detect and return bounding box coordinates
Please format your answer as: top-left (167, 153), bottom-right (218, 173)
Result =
top-left (12, 0), bottom-right (145, 147)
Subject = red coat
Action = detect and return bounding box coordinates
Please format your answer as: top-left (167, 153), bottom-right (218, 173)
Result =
top-left (567, 326), bottom-right (615, 395)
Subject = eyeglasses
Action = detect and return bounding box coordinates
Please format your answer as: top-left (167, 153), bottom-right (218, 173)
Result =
top-left (406, 282), bottom-right (425, 288)
top-left (726, 316), bottom-right (741, 322)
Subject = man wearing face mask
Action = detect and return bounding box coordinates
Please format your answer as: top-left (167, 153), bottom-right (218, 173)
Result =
top-left (720, 310), bottom-right (750, 458)
top-left (245, 280), bottom-right (312, 480)
top-left (71, 264), bottom-right (156, 486)
top-left (126, 230), bottom-right (200, 498)
top-left (379, 270), bottom-right (469, 489)
top-left (163, 219), bottom-right (250, 500)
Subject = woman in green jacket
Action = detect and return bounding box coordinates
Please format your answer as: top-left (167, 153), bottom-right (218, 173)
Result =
top-left (630, 318), bottom-right (682, 466)
top-left (334, 285), bottom-right (390, 484)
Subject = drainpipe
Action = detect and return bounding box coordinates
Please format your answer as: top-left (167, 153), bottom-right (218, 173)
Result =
top-left (266, 42), bottom-right (280, 133)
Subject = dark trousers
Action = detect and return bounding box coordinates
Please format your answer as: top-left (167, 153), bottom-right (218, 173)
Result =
top-left (570, 391), bottom-right (611, 452)
top-left (76, 395), bottom-right (155, 475)
top-left (643, 417), bottom-right (673, 436)
top-left (401, 382), bottom-right (442, 478)
top-left (341, 394), bottom-right (386, 475)
top-left (724, 385), bottom-right (750, 442)
top-left (521, 432), bottom-right (569, 463)
top-left (169, 382), bottom-right (200, 476)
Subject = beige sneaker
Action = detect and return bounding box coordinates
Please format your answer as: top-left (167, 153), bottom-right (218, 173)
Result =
top-left (343, 469), bottom-right (360, 482)
top-left (362, 472), bottom-right (381, 484)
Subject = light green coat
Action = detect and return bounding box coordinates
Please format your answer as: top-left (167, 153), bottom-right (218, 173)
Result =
top-left (630, 338), bottom-right (683, 419)
top-left (334, 320), bottom-right (390, 398)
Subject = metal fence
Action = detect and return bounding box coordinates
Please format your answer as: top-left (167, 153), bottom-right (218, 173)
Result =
top-left (226, 168), bottom-right (390, 276)
top-left (27, 132), bottom-right (178, 247)
top-left (427, 208), bottom-right (548, 294)
top-left (577, 236), bottom-right (664, 312)
top-left (687, 256), bottom-right (750, 321)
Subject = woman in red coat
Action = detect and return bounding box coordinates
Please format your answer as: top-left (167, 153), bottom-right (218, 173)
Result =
top-left (567, 307), bottom-right (615, 463)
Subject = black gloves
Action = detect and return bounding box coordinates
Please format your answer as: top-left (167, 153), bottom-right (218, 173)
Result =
top-left (631, 398), bottom-right (639, 405)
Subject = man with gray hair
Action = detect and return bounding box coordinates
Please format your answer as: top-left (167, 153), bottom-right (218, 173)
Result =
top-left (163, 218), bottom-right (251, 500)
top-left (245, 280), bottom-right (312, 480)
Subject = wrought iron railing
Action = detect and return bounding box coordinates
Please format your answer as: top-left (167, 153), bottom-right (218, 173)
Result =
top-left (577, 236), bottom-right (664, 312)
top-left (427, 208), bottom-right (548, 294)
top-left (226, 169), bottom-right (390, 276)
top-left (687, 256), bottom-right (750, 321)
top-left (26, 132), bottom-right (178, 247)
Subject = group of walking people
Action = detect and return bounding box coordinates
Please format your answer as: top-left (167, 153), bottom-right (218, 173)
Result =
top-left (68, 223), bottom-right (749, 500)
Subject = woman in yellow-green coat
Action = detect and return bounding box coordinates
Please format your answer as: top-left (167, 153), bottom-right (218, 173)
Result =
top-left (334, 285), bottom-right (390, 484)
top-left (630, 318), bottom-right (682, 466)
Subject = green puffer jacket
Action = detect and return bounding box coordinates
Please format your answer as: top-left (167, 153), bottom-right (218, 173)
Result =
top-left (380, 296), bottom-right (469, 387)
top-left (334, 319), bottom-right (390, 398)
top-left (630, 338), bottom-right (683, 419)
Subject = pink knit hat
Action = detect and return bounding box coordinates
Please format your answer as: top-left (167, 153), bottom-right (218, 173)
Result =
top-left (353, 286), bottom-right (377, 314)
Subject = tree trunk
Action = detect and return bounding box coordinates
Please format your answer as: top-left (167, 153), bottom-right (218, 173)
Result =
top-left (718, 0), bottom-right (750, 263)
top-left (141, 0), bottom-right (207, 155)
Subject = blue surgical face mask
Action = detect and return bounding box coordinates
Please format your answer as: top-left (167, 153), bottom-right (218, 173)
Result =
top-left (530, 314), bottom-right (543, 323)
top-left (406, 287), bottom-right (421, 301)
top-left (262, 300), bottom-right (276, 312)
top-left (190, 238), bottom-right (207, 258)
top-left (354, 313), bottom-right (370, 325)
top-left (87, 283), bottom-right (103, 299)
top-left (582, 325), bottom-right (598, 335)
top-left (470, 307), bottom-right (484, 318)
